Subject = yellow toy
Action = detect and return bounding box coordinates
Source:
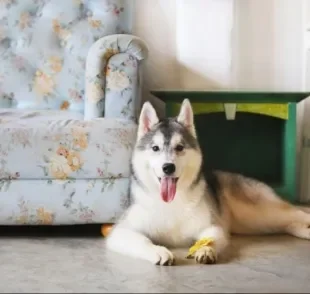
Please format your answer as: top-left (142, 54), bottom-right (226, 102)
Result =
top-left (186, 237), bottom-right (214, 259)
top-left (101, 224), bottom-right (113, 237)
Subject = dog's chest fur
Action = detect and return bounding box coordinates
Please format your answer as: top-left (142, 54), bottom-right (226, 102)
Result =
top-left (130, 191), bottom-right (213, 248)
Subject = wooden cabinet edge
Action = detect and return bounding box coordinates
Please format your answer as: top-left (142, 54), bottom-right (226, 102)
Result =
top-left (170, 102), bottom-right (289, 120)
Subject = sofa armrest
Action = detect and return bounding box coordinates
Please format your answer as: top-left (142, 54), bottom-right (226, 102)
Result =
top-left (84, 34), bottom-right (148, 120)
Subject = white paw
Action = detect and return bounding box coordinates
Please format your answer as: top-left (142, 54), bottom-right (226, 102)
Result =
top-left (287, 223), bottom-right (310, 240)
top-left (151, 245), bottom-right (175, 266)
top-left (195, 246), bottom-right (217, 264)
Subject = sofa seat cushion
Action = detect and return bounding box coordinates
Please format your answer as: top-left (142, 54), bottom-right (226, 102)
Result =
top-left (0, 109), bottom-right (137, 180)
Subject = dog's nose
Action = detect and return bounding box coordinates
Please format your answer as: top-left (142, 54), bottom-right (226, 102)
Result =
top-left (162, 163), bottom-right (176, 175)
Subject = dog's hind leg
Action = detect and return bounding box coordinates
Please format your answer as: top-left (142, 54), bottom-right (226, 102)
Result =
top-left (229, 196), bottom-right (310, 240)
top-left (222, 172), bottom-right (310, 240)
top-left (105, 226), bottom-right (175, 266)
top-left (256, 201), bottom-right (310, 239)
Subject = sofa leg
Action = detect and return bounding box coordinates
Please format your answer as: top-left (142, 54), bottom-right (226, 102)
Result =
top-left (101, 223), bottom-right (114, 237)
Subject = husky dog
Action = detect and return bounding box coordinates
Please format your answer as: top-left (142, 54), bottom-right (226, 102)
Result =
top-left (105, 99), bottom-right (310, 266)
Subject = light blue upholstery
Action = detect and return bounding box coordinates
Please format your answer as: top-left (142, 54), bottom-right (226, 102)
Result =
top-left (85, 34), bottom-right (147, 120)
top-left (0, 0), bottom-right (148, 224)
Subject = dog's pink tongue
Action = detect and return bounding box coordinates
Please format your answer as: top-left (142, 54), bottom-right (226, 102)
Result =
top-left (160, 177), bottom-right (176, 203)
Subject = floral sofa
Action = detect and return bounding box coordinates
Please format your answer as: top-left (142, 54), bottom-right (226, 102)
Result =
top-left (0, 0), bottom-right (148, 225)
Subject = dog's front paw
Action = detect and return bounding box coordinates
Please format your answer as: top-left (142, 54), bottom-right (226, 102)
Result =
top-left (151, 245), bottom-right (175, 266)
top-left (195, 246), bottom-right (217, 264)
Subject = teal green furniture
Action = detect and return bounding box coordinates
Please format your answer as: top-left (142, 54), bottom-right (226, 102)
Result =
top-left (151, 90), bottom-right (310, 203)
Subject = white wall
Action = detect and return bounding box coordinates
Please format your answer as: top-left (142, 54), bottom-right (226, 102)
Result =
top-left (175, 0), bottom-right (234, 89)
top-left (133, 0), bottom-right (307, 107)
top-left (132, 0), bottom-right (234, 117)
top-left (233, 0), bottom-right (304, 91)
top-left (132, 0), bottom-right (178, 116)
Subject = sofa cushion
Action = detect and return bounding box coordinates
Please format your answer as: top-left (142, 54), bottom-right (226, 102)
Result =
top-left (0, 109), bottom-right (137, 180)
top-left (0, 0), bottom-right (131, 112)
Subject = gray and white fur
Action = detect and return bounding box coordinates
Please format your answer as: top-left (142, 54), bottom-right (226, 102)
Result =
top-left (105, 99), bottom-right (310, 266)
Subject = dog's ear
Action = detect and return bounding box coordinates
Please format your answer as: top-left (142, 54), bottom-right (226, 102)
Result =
top-left (138, 101), bottom-right (159, 140)
top-left (177, 99), bottom-right (197, 137)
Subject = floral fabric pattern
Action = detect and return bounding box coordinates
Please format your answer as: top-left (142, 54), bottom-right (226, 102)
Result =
top-left (0, 0), bottom-right (132, 115)
top-left (0, 110), bottom-right (137, 181)
top-left (4, 178), bottom-right (130, 224)
top-left (0, 0), bottom-right (149, 225)
top-left (0, 109), bottom-right (135, 224)
top-left (84, 34), bottom-right (148, 120)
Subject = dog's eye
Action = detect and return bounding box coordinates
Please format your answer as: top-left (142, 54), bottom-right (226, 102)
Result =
top-left (175, 144), bottom-right (184, 152)
top-left (152, 145), bottom-right (160, 152)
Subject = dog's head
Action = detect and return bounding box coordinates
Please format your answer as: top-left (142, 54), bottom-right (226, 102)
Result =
top-left (132, 99), bottom-right (203, 203)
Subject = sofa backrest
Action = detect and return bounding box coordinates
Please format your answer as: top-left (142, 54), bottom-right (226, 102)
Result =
top-left (0, 0), bottom-right (131, 113)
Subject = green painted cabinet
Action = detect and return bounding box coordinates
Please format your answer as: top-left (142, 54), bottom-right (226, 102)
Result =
top-left (150, 90), bottom-right (310, 203)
